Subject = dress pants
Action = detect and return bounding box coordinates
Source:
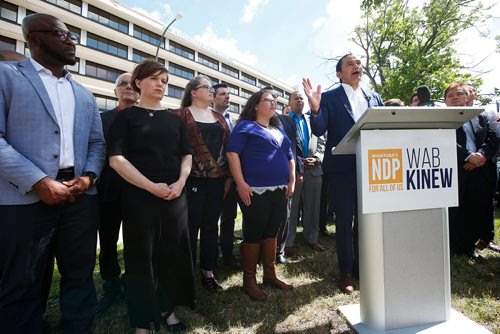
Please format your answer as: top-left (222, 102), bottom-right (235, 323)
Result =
top-left (287, 168), bottom-right (322, 246)
top-left (186, 178), bottom-right (225, 271)
top-left (219, 182), bottom-right (238, 259)
top-left (276, 196), bottom-right (292, 257)
top-left (449, 163), bottom-right (496, 254)
top-left (0, 195), bottom-right (98, 334)
top-left (329, 171), bottom-right (358, 274)
top-left (98, 199), bottom-right (122, 289)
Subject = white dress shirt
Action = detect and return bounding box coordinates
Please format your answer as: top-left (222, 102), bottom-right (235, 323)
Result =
top-left (30, 58), bottom-right (76, 168)
top-left (342, 83), bottom-right (368, 121)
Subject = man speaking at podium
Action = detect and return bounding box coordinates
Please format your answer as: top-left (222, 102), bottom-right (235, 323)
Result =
top-left (303, 53), bottom-right (383, 294)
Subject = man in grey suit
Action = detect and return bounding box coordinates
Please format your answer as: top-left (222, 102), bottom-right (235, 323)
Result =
top-left (285, 91), bottom-right (326, 254)
top-left (0, 13), bottom-right (105, 333)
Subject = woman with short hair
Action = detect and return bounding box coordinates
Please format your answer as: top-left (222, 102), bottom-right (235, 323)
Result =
top-left (108, 59), bottom-right (194, 333)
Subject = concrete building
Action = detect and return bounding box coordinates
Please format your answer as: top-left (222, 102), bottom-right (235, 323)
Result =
top-left (0, 0), bottom-right (294, 114)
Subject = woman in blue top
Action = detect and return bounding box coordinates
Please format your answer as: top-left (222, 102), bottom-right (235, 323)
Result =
top-left (227, 90), bottom-right (295, 301)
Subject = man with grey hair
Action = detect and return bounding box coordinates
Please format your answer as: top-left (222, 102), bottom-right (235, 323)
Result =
top-left (0, 13), bottom-right (105, 333)
top-left (96, 72), bottom-right (139, 313)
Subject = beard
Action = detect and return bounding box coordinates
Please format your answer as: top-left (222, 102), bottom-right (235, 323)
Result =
top-left (38, 39), bottom-right (77, 66)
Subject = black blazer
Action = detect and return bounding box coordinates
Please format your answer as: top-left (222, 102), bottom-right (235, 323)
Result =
top-left (278, 114), bottom-right (303, 174)
top-left (456, 114), bottom-right (499, 163)
top-left (97, 108), bottom-right (123, 202)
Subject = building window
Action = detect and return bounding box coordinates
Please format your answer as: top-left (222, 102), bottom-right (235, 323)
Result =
top-left (85, 61), bottom-right (122, 83)
top-left (132, 49), bottom-right (162, 64)
top-left (87, 5), bottom-right (128, 34)
top-left (95, 94), bottom-right (118, 112)
top-left (197, 53), bottom-right (218, 71)
top-left (240, 88), bottom-right (252, 99)
top-left (65, 57), bottom-right (79, 73)
top-left (1, 1), bottom-right (17, 22)
top-left (169, 40), bottom-right (194, 60)
top-left (274, 87), bottom-right (284, 98)
top-left (86, 32), bottom-right (127, 59)
top-left (45, 0), bottom-right (82, 15)
top-left (169, 62), bottom-right (194, 80)
top-left (168, 84), bottom-right (184, 99)
top-left (221, 63), bottom-right (239, 79)
top-left (229, 102), bottom-right (240, 114)
top-left (0, 36), bottom-right (16, 51)
top-left (241, 72), bottom-right (256, 86)
top-left (277, 102), bottom-right (284, 111)
top-left (222, 81), bottom-right (239, 96)
top-left (284, 91), bottom-right (291, 100)
top-left (198, 73), bottom-right (219, 85)
top-left (257, 79), bottom-right (271, 89)
top-left (133, 25), bottom-right (164, 48)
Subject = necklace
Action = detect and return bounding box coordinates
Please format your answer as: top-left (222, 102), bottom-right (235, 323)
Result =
top-left (255, 121), bottom-right (269, 128)
top-left (143, 107), bottom-right (162, 117)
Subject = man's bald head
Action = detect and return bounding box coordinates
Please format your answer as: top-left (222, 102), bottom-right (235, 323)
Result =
top-left (22, 13), bottom-right (60, 44)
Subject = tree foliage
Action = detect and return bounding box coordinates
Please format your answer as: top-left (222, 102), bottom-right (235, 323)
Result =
top-left (348, 0), bottom-right (490, 104)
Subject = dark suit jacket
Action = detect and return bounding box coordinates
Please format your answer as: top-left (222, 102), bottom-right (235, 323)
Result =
top-left (97, 108), bottom-right (122, 202)
top-left (455, 115), bottom-right (499, 192)
top-left (278, 113), bottom-right (303, 174)
top-left (310, 85), bottom-right (384, 174)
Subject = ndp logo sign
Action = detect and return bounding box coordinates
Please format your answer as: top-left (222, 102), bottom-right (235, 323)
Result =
top-left (360, 130), bottom-right (458, 214)
top-left (367, 147), bottom-right (453, 193)
top-left (368, 149), bottom-right (404, 192)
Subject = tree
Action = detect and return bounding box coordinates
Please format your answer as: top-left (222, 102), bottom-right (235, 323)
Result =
top-left (344, 0), bottom-right (490, 104)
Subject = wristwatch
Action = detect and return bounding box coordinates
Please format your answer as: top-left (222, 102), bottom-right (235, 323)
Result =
top-left (83, 171), bottom-right (98, 186)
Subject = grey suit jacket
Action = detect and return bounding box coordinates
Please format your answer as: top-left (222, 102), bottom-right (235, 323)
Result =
top-left (0, 59), bottom-right (106, 205)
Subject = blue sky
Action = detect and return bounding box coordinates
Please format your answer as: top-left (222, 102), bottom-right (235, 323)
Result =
top-left (119, 0), bottom-right (500, 104)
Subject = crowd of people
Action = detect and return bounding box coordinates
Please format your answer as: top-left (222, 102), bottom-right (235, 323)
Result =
top-left (0, 12), bottom-right (499, 334)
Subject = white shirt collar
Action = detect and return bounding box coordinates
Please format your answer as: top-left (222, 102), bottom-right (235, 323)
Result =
top-left (30, 58), bottom-right (72, 80)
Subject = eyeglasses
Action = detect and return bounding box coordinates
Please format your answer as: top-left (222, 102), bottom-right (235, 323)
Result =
top-left (31, 29), bottom-right (79, 43)
top-left (260, 98), bottom-right (276, 105)
top-left (195, 85), bottom-right (214, 92)
top-left (116, 80), bottom-right (131, 87)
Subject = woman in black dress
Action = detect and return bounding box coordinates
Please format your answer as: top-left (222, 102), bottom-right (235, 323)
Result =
top-left (108, 59), bottom-right (194, 333)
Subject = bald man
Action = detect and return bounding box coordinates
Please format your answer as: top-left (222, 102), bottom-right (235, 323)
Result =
top-left (0, 13), bottom-right (105, 333)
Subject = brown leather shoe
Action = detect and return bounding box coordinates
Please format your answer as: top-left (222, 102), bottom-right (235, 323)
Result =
top-left (338, 273), bottom-right (354, 294)
top-left (308, 243), bottom-right (325, 252)
top-left (284, 246), bottom-right (294, 257)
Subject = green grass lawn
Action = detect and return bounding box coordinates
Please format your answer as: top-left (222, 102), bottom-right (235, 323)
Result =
top-left (44, 212), bottom-right (500, 333)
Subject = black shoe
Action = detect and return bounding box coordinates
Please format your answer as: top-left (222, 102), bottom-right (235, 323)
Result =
top-left (468, 251), bottom-right (486, 264)
top-left (276, 254), bottom-right (288, 265)
top-left (222, 256), bottom-right (240, 269)
top-left (477, 239), bottom-right (500, 253)
top-left (162, 313), bottom-right (187, 333)
top-left (201, 275), bottom-right (224, 293)
top-left (96, 289), bottom-right (121, 313)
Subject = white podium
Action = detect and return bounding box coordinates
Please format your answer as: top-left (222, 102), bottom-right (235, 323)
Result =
top-left (334, 107), bottom-right (492, 334)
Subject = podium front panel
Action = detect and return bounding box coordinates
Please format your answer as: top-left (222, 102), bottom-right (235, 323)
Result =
top-left (359, 129), bottom-right (458, 214)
